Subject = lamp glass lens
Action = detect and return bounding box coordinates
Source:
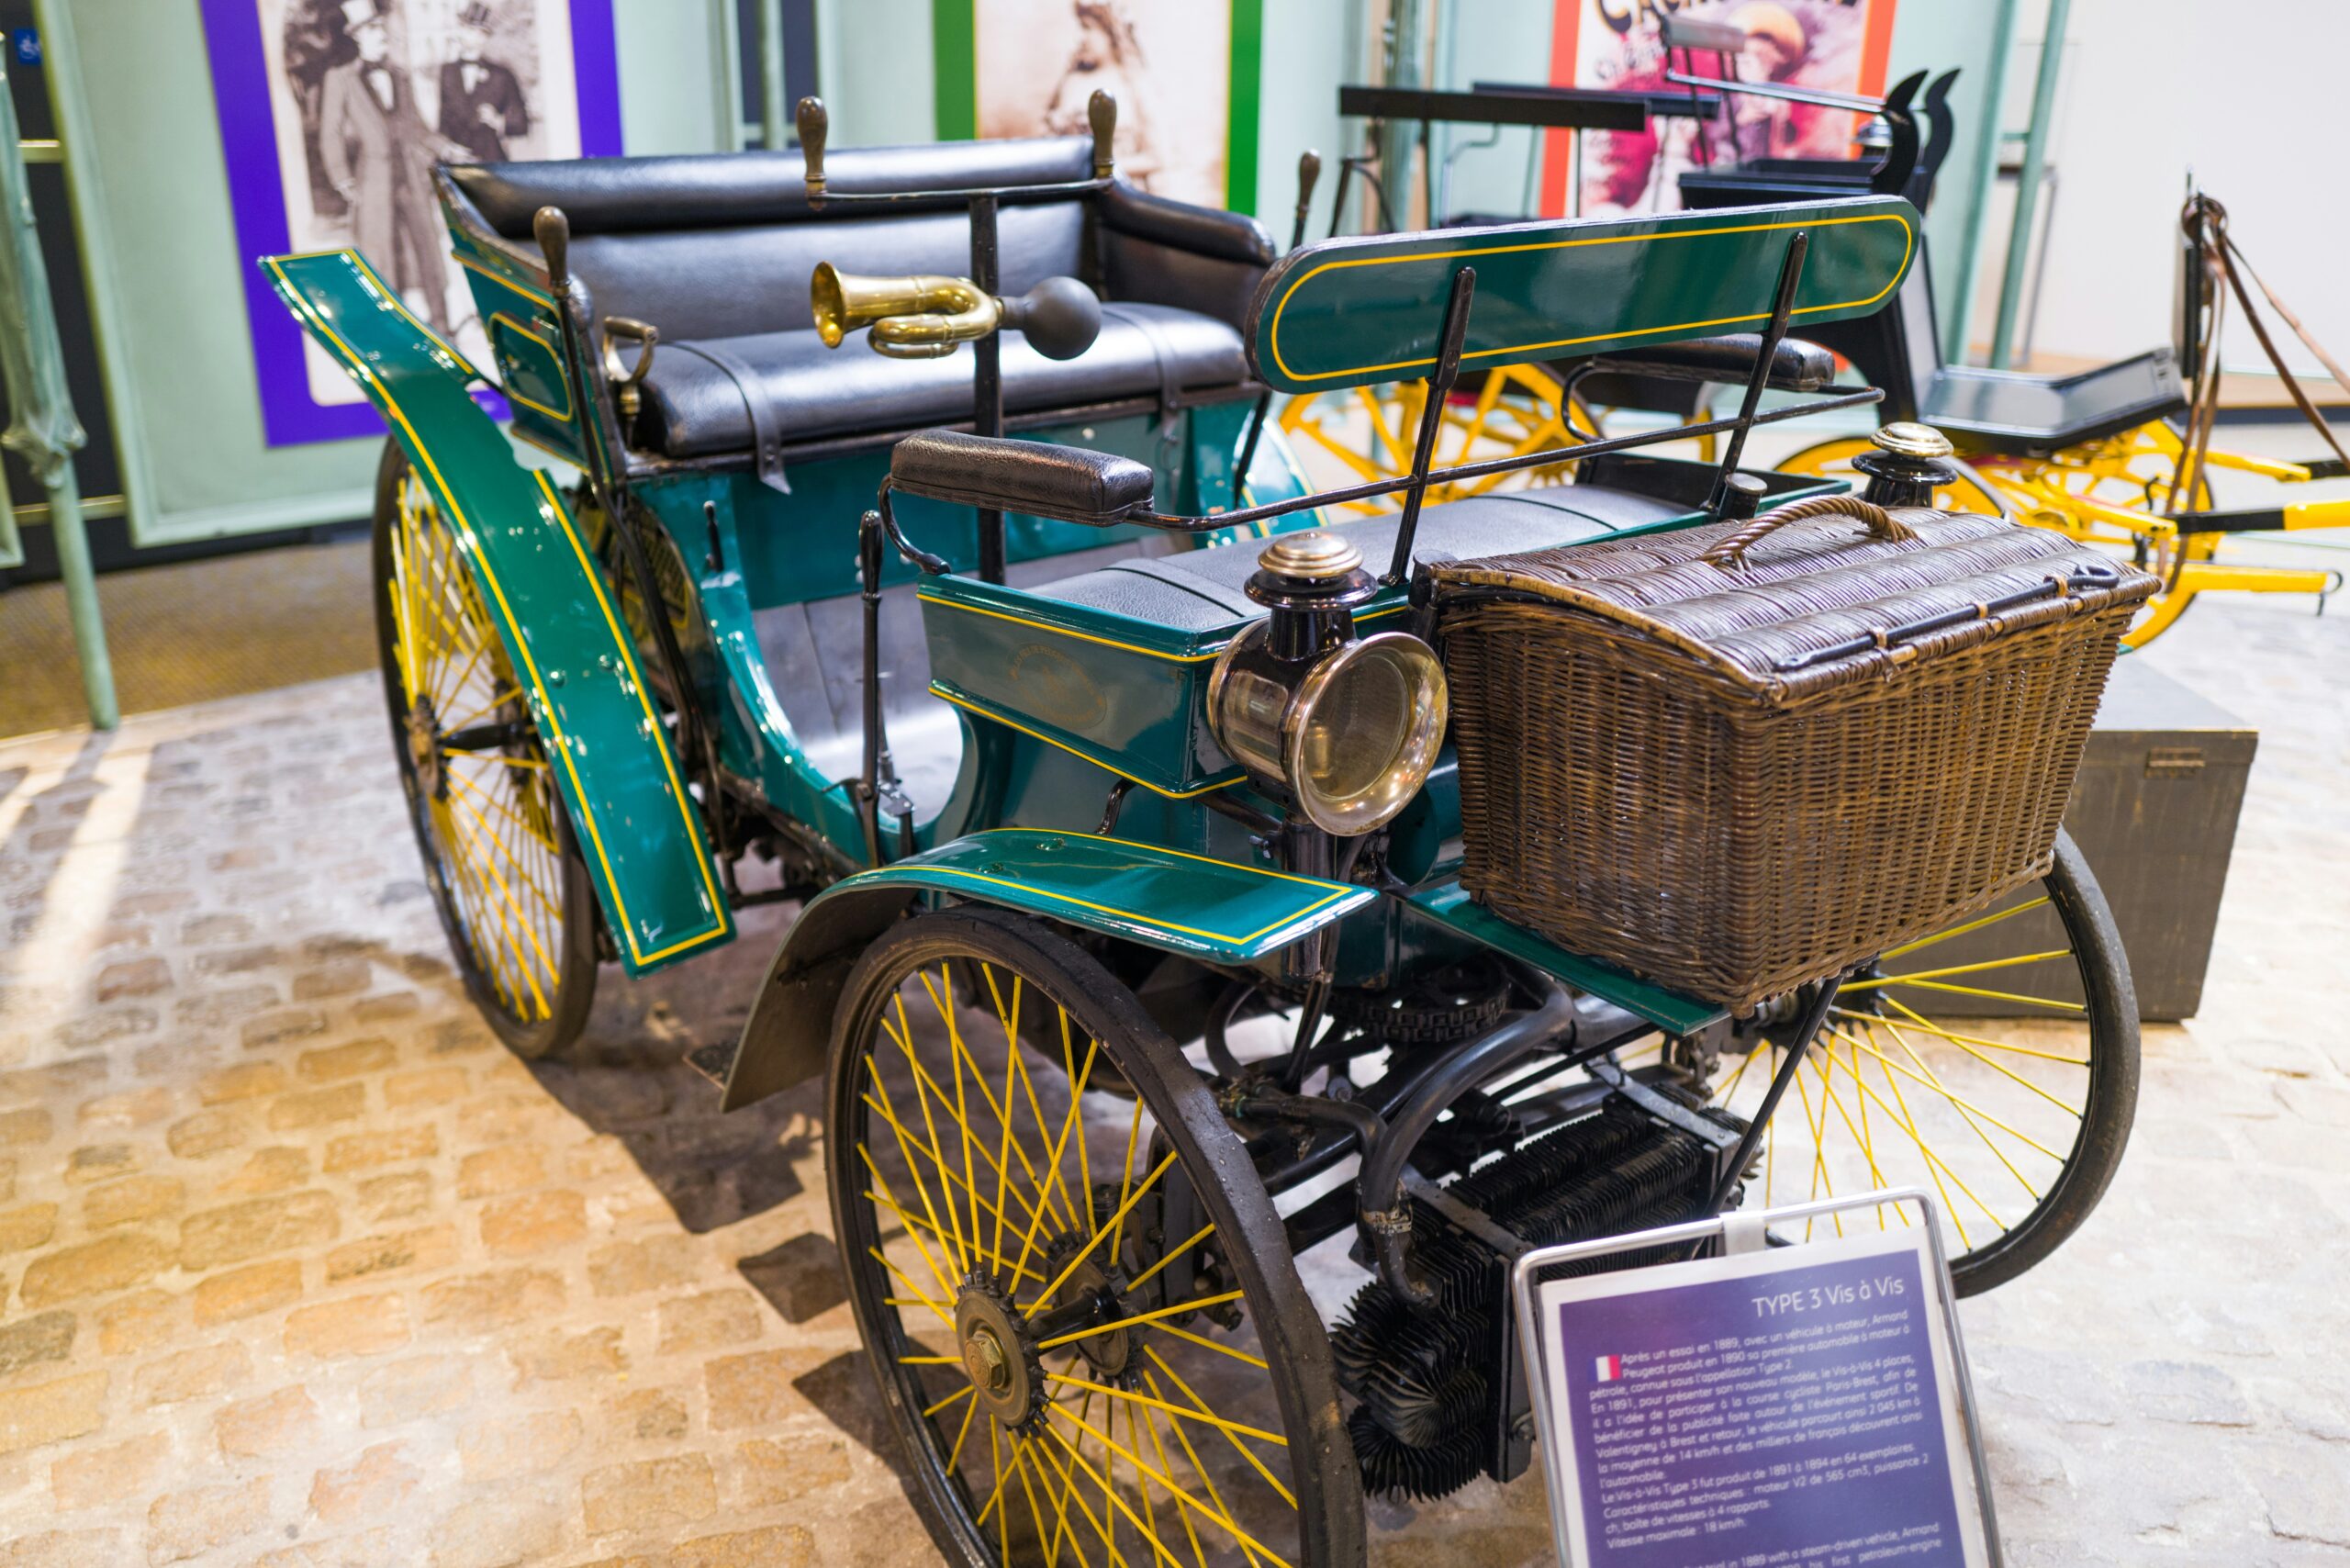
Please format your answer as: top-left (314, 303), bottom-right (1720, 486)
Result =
top-left (1300, 647), bottom-right (1415, 805)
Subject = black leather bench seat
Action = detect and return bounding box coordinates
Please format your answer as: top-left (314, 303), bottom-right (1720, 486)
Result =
top-left (638, 305), bottom-right (1248, 458)
top-left (1921, 350), bottom-right (2187, 454)
top-left (442, 139), bottom-right (1274, 465)
top-left (1026, 485), bottom-right (1686, 633)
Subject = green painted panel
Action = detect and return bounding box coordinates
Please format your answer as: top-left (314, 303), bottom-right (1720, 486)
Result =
top-left (1406, 881), bottom-right (1725, 1036)
top-left (1248, 196), bottom-right (1921, 395)
top-left (263, 249), bottom-right (733, 975)
top-left (1226, 0), bottom-right (1263, 213)
top-left (836, 827), bottom-right (1374, 963)
top-left (930, 0), bottom-right (976, 140)
top-left (451, 239), bottom-right (587, 467)
top-left (917, 566), bottom-right (1416, 801)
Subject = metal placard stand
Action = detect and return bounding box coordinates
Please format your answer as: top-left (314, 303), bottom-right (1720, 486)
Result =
top-left (1510, 1189), bottom-right (2001, 1568)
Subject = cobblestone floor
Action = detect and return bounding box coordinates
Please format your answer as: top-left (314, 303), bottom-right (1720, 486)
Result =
top-left (0, 583), bottom-right (2342, 1566)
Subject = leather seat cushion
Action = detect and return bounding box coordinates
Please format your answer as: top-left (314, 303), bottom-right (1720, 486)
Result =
top-left (1028, 485), bottom-right (1687, 633)
top-left (638, 304), bottom-right (1248, 456)
top-left (1922, 350), bottom-right (2186, 452)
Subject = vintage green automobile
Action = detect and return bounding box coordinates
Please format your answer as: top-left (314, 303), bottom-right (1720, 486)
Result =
top-left (268, 104), bottom-right (2137, 1566)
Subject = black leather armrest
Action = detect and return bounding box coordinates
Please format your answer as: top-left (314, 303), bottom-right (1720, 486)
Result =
top-left (1586, 334), bottom-right (1838, 392)
top-left (1098, 183), bottom-right (1274, 266)
top-left (890, 431), bottom-right (1156, 524)
top-left (1097, 184), bottom-right (1274, 330)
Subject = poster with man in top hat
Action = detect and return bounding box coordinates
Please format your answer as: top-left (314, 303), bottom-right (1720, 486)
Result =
top-left (439, 2), bottom-right (532, 162)
top-left (200, 0), bottom-right (618, 443)
top-left (317, 0), bottom-right (457, 333)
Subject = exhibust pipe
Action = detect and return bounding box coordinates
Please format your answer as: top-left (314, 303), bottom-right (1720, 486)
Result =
top-left (1352, 975), bottom-right (1582, 1309)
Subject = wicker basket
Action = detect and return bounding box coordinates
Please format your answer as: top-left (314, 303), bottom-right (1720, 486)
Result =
top-left (1431, 496), bottom-right (2160, 1013)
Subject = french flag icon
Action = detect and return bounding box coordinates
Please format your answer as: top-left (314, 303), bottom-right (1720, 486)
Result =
top-left (1595, 1355), bottom-right (1624, 1383)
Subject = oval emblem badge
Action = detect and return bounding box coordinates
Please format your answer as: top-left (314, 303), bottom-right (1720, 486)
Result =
top-left (1008, 643), bottom-right (1108, 731)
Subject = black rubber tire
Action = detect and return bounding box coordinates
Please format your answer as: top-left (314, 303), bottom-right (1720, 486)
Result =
top-left (1941, 829), bottom-right (2139, 1295)
top-left (828, 906), bottom-right (1366, 1567)
top-left (372, 440), bottom-right (599, 1059)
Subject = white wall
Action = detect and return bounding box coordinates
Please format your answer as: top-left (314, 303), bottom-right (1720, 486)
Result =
top-left (2027, 0), bottom-right (2349, 375)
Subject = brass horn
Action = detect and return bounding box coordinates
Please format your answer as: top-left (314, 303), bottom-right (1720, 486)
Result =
top-left (810, 263), bottom-right (1102, 362)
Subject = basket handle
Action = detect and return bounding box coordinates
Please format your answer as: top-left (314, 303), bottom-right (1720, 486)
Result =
top-left (1700, 494), bottom-right (1919, 569)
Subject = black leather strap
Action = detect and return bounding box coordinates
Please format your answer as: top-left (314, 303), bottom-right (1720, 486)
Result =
top-left (1098, 304), bottom-right (1184, 422)
top-left (1098, 303), bottom-right (1188, 486)
top-left (671, 340), bottom-right (791, 492)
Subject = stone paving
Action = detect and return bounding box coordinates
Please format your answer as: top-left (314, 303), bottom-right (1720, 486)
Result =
top-left (0, 582), bottom-right (2343, 1565)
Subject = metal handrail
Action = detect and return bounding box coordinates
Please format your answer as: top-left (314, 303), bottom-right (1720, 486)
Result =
top-left (0, 53), bottom-right (114, 727)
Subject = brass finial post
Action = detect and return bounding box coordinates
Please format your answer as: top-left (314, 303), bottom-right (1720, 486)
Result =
top-left (1088, 90), bottom-right (1117, 179)
top-left (796, 96), bottom-right (829, 199)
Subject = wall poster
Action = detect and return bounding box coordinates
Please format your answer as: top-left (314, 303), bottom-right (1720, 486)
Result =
top-left (935, 0), bottom-right (1264, 213)
top-left (1540, 0), bottom-right (1897, 219)
top-left (201, 0), bottom-right (621, 446)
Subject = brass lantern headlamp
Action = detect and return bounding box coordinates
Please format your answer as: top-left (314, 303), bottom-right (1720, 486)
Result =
top-left (1206, 532), bottom-right (1448, 836)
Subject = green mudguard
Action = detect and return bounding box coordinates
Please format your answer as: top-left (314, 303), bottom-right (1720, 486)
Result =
top-left (264, 249), bottom-right (733, 975)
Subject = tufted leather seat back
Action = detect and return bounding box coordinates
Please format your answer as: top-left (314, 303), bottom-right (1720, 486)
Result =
top-left (447, 140), bottom-right (1103, 343)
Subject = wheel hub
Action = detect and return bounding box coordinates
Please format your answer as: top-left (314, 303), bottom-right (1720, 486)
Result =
top-left (954, 1276), bottom-right (1042, 1428)
top-left (1054, 1256), bottom-right (1133, 1379)
top-left (405, 695), bottom-right (444, 800)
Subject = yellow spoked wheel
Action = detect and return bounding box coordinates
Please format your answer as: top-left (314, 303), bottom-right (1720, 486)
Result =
top-left (1774, 433), bottom-right (2012, 517)
top-left (1777, 430), bottom-right (2209, 647)
top-left (1276, 364), bottom-right (1597, 515)
top-left (1962, 430), bottom-right (2219, 648)
top-left (1646, 831), bottom-right (2138, 1295)
top-left (372, 442), bottom-right (599, 1058)
top-left (830, 908), bottom-right (1362, 1567)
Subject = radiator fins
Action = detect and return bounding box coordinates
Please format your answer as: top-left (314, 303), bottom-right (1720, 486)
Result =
top-left (1348, 1405), bottom-right (1491, 1502)
top-left (1333, 1092), bottom-right (1742, 1502)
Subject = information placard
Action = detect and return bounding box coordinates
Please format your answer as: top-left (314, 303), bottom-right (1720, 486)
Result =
top-left (1526, 1219), bottom-right (1993, 1568)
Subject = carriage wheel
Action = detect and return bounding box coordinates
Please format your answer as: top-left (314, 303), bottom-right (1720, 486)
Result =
top-left (1277, 364), bottom-right (1597, 515)
top-left (1671, 830), bottom-right (2137, 1295)
top-left (830, 907), bottom-right (1364, 1568)
top-left (1775, 434), bottom-right (2012, 516)
top-left (372, 441), bottom-right (599, 1058)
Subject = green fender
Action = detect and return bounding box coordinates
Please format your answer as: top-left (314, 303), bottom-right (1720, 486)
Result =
top-left (720, 828), bottom-right (1376, 1109)
top-left (264, 249), bottom-right (733, 975)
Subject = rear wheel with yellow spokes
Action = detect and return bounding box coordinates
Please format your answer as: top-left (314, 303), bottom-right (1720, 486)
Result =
top-left (373, 442), bottom-right (599, 1058)
top-left (1277, 364), bottom-right (1597, 515)
top-left (1674, 830), bottom-right (2137, 1294)
top-left (830, 907), bottom-right (1363, 1567)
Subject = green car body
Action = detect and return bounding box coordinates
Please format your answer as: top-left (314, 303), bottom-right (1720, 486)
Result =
top-left (265, 191), bottom-right (1919, 1103)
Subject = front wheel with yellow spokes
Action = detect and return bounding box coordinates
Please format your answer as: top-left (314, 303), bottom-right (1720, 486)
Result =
top-left (373, 441), bottom-right (599, 1058)
top-left (830, 907), bottom-right (1363, 1568)
top-left (1685, 830), bottom-right (2138, 1295)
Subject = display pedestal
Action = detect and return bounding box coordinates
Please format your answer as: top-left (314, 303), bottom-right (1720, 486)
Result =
top-left (1512, 1192), bottom-right (2001, 1568)
top-left (1922, 657), bottom-right (2255, 1023)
